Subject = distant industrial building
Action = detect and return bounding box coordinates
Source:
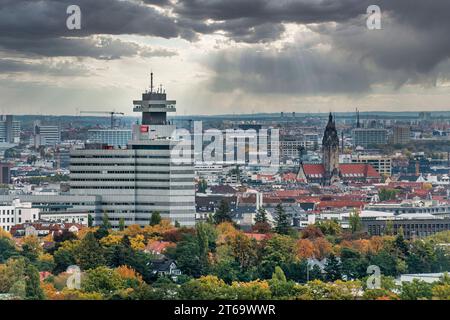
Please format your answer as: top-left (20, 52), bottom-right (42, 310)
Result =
top-left (352, 128), bottom-right (388, 148)
top-left (362, 215), bottom-right (450, 240)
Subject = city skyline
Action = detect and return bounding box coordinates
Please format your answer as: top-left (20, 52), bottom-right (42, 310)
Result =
top-left (1, 1), bottom-right (450, 116)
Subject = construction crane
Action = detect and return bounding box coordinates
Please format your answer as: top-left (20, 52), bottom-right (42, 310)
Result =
top-left (80, 111), bottom-right (125, 129)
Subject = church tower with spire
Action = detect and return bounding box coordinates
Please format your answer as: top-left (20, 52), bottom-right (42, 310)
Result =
top-left (322, 113), bottom-right (340, 184)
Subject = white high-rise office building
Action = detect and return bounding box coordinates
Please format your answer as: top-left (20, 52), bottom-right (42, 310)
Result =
top-left (69, 74), bottom-right (196, 228)
top-left (32, 121), bottom-right (61, 147)
top-left (87, 129), bottom-right (132, 148)
top-left (0, 115), bottom-right (21, 143)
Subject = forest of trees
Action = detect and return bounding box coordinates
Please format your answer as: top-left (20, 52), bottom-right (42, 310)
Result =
top-left (1, 213), bottom-right (450, 300)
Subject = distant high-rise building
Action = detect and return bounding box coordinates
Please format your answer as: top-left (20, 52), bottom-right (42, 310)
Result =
top-left (87, 129), bottom-right (132, 148)
top-left (352, 128), bottom-right (388, 148)
top-left (56, 148), bottom-right (71, 169)
top-left (393, 125), bottom-right (411, 145)
top-left (32, 121), bottom-right (61, 147)
top-left (70, 73), bottom-right (195, 228)
top-left (352, 155), bottom-right (392, 176)
top-left (0, 162), bottom-right (12, 184)
top-left (0, 115), bottom-right (20, 143)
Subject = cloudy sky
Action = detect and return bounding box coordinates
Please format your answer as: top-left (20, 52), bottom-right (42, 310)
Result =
top-left (1, 0), bottom-right (450, 116)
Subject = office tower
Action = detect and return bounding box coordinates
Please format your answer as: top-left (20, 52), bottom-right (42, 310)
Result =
top-left (70, 73), bottom-right (195, 228)
top-left (0, 163), bottom-right (11, 184)
top-left (87, 129), bottom-right (132, 148)
top-left (33, 121), bottom-right (61, 147)
top-left (0, 115), bottom-right (21, 143)
top-left (351, 155), bottom-right (392, 176)
top-left (352, 128), bottom-right (388, 148)
top-left (393, 125), bottom-right (411, 145)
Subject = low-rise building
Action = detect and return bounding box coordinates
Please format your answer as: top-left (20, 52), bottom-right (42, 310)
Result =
top-left (0, 199), bottom-right (40, 232)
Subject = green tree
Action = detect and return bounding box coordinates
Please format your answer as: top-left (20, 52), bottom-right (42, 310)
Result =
top-left (210, 245), bottom-right (241, 283)
top-left (118, 218), bottom-right (125, 231)
top-left (171, 234), bottom-right (206, 277)
top-left (0, 257), bottom-right (26, 294)
top-left (274, 204), bottom-right (291, 235)
top-left (76, 232), bottom-right (106, 270)
top-left (349, 209), bottom-right (362, 234)
top-left (315, 220), bottom-right (342, 236)
top-left (255, 207), bottom-right (268, 224)
top-left (198, 179), bottom-right (208, 193)
top-left (269, 266), bottom-right (303, 299)
top-left (394, 230), bottom-right (409, 259)
top-left (379, 188), bottom-right (398, 201)
top-left (88, 214), bottom-right (94, 228)
top-left (213, 200), bottom-right (232, 224)
top-left (82, 266), bottom-right (125, 296)
top-left (179, 276), bottom-right (229, 300)
top-left (253, 207), bottom-right (271, 233)
top-left (385, 219), bottom-right (394, 236)
top-left (22, 236), bottom-right (42, 262)
top-left (53, 240), bottom-right (79, 274)
top-left (400, 279), bottom-right (433, 300)
top-left (0, 237), bottom-right (18, 263)
top-left (406, 240), bottom-right (436, 274)
top-left (150, 211), bottom-right (162, 226)
top-left (25, 264), bottom-right (45, 300)
top-left (94, 213), bottom-right (111, 239)
top-left (340, 247), bottom-right (368, 280)
top-left (324, 254), bottom-right (342, 282)
top-left (259, 235), bottom-right (296, 279)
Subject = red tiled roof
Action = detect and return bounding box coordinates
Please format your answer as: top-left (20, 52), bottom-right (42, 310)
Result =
top-left (145, 241), bottom-right (175, 254)
top-left (296, 197), bottom-right (321, 203)
top-left (302, 164), bottom-right (325, 177)
top-left (281, 173), bottom-right (299, 181)
top-left (340, 164), bottom-right (380, 178)
top-left (244, 233), bottom-right (269, 241)
top-left (316, 200), bottom-right (365, 210)
top-left (274, 190), bottom-right (310, 198)
top-left (302, 163), bottom-right (380, 179)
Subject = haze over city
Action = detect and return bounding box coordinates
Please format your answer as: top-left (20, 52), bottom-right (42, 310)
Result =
top-left (1, 0), bottom-right (450, 116)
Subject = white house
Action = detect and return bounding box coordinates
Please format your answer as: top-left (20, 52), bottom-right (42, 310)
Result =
top-left (0, 199), bottom-right (40, 232)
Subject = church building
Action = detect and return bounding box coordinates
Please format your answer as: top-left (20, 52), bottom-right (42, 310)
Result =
top-left (297, 113), bottom-right (381, 185)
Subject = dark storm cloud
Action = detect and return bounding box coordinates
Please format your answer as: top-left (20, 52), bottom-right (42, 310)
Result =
top-left (207, 46), bottom-right (372, 95)
top-left (0, 58), bottom-right (89, 76)
top-left (196, 0), bottom-right (450, 95)
top-left (0, 0), bottom-right (181, 38)
top-left (173, 0), bottom-right (372, 43)
top-left (0, 0), bottom-right (188, 59)
top-left (0, 36), bottom-right (177, 60)
top-left (2, 0), bottom-right (450, 97)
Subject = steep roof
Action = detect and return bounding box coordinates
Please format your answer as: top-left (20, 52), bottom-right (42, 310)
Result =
top-left (300, 163), bottom-right (381, 180)
top-left (302, 164), bottom-right (326, 178)
top-left (340, 163), bottom-right (381, 178)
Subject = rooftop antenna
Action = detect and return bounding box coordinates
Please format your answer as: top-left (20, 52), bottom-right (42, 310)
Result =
top-left (356, 108), bottom-right (361, 128)
top-left (150, 72), bottom-right (154, 93)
